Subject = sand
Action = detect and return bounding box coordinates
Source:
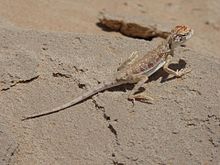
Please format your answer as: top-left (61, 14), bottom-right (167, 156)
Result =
top-left (0, 0), bottom-right (220, 164)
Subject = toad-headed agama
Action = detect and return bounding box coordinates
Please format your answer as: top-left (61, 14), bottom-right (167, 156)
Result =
top-left (22, 25), bottom-right (193, 121)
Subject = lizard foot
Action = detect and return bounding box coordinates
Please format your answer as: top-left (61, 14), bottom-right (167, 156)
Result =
top-left (128, 93), bottom-right (154, 104)
top-left (176, 68), bottom-right (192, 77)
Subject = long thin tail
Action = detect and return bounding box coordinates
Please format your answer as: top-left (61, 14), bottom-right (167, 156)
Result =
top-left (22, 81), bottom-right (124, 121)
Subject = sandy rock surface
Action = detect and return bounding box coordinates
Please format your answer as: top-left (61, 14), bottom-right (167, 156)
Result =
top-left (0, 0), bottom-right (220, 165)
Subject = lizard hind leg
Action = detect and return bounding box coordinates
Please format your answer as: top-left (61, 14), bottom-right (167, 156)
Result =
top-left (117, 51), bottom-right (139, 71)
top-left (128, 75), bottom-right (153, 104)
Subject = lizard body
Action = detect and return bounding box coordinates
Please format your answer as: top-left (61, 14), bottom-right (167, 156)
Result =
top-left (22, 25), bottom-right (193, 120)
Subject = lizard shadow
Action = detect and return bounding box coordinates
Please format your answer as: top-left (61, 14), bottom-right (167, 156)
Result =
top-left (149, 59), bottom-right (188, 83)
top-left (107, 83), bottom-right (134, 93)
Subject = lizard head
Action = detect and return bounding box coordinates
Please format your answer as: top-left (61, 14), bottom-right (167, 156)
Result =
top-left (169, 25), bottom-right (193, 48)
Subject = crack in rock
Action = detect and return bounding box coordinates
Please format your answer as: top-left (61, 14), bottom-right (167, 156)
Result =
top-left (77, 83), bottom-right (86, 89)
top-left (113, 160), bottom-right (125, 165)
top-left (1, 75), bottom-right (39, 91)
top-left (0, 49), bottom-right (39, 92)
top-left (209, 137), bottom-right (219, 147)
top-left (52, 72), bottom-right (72, 78)
top-left (108, 124), bottom-right (118, 137)
top-left (92, 99), bottom-right (119, 145)
top-left (208, 114), bottom-right (220, 123)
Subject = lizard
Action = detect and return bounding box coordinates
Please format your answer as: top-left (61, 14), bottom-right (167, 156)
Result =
top-left (22, 25), bottom-right (193, 121)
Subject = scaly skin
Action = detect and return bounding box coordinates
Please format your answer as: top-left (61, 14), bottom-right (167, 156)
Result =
top-left (22, 25), bottom-right (193, 121)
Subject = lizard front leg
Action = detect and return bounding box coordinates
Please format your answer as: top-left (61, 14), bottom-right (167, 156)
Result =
top-left (128, 75), bottom-right (153, 103)
top-left (163, 55), bottom-right (191, 77)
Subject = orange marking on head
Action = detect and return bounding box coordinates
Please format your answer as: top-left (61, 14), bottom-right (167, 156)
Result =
top-left (172, 25), bottom-right (191, 35)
